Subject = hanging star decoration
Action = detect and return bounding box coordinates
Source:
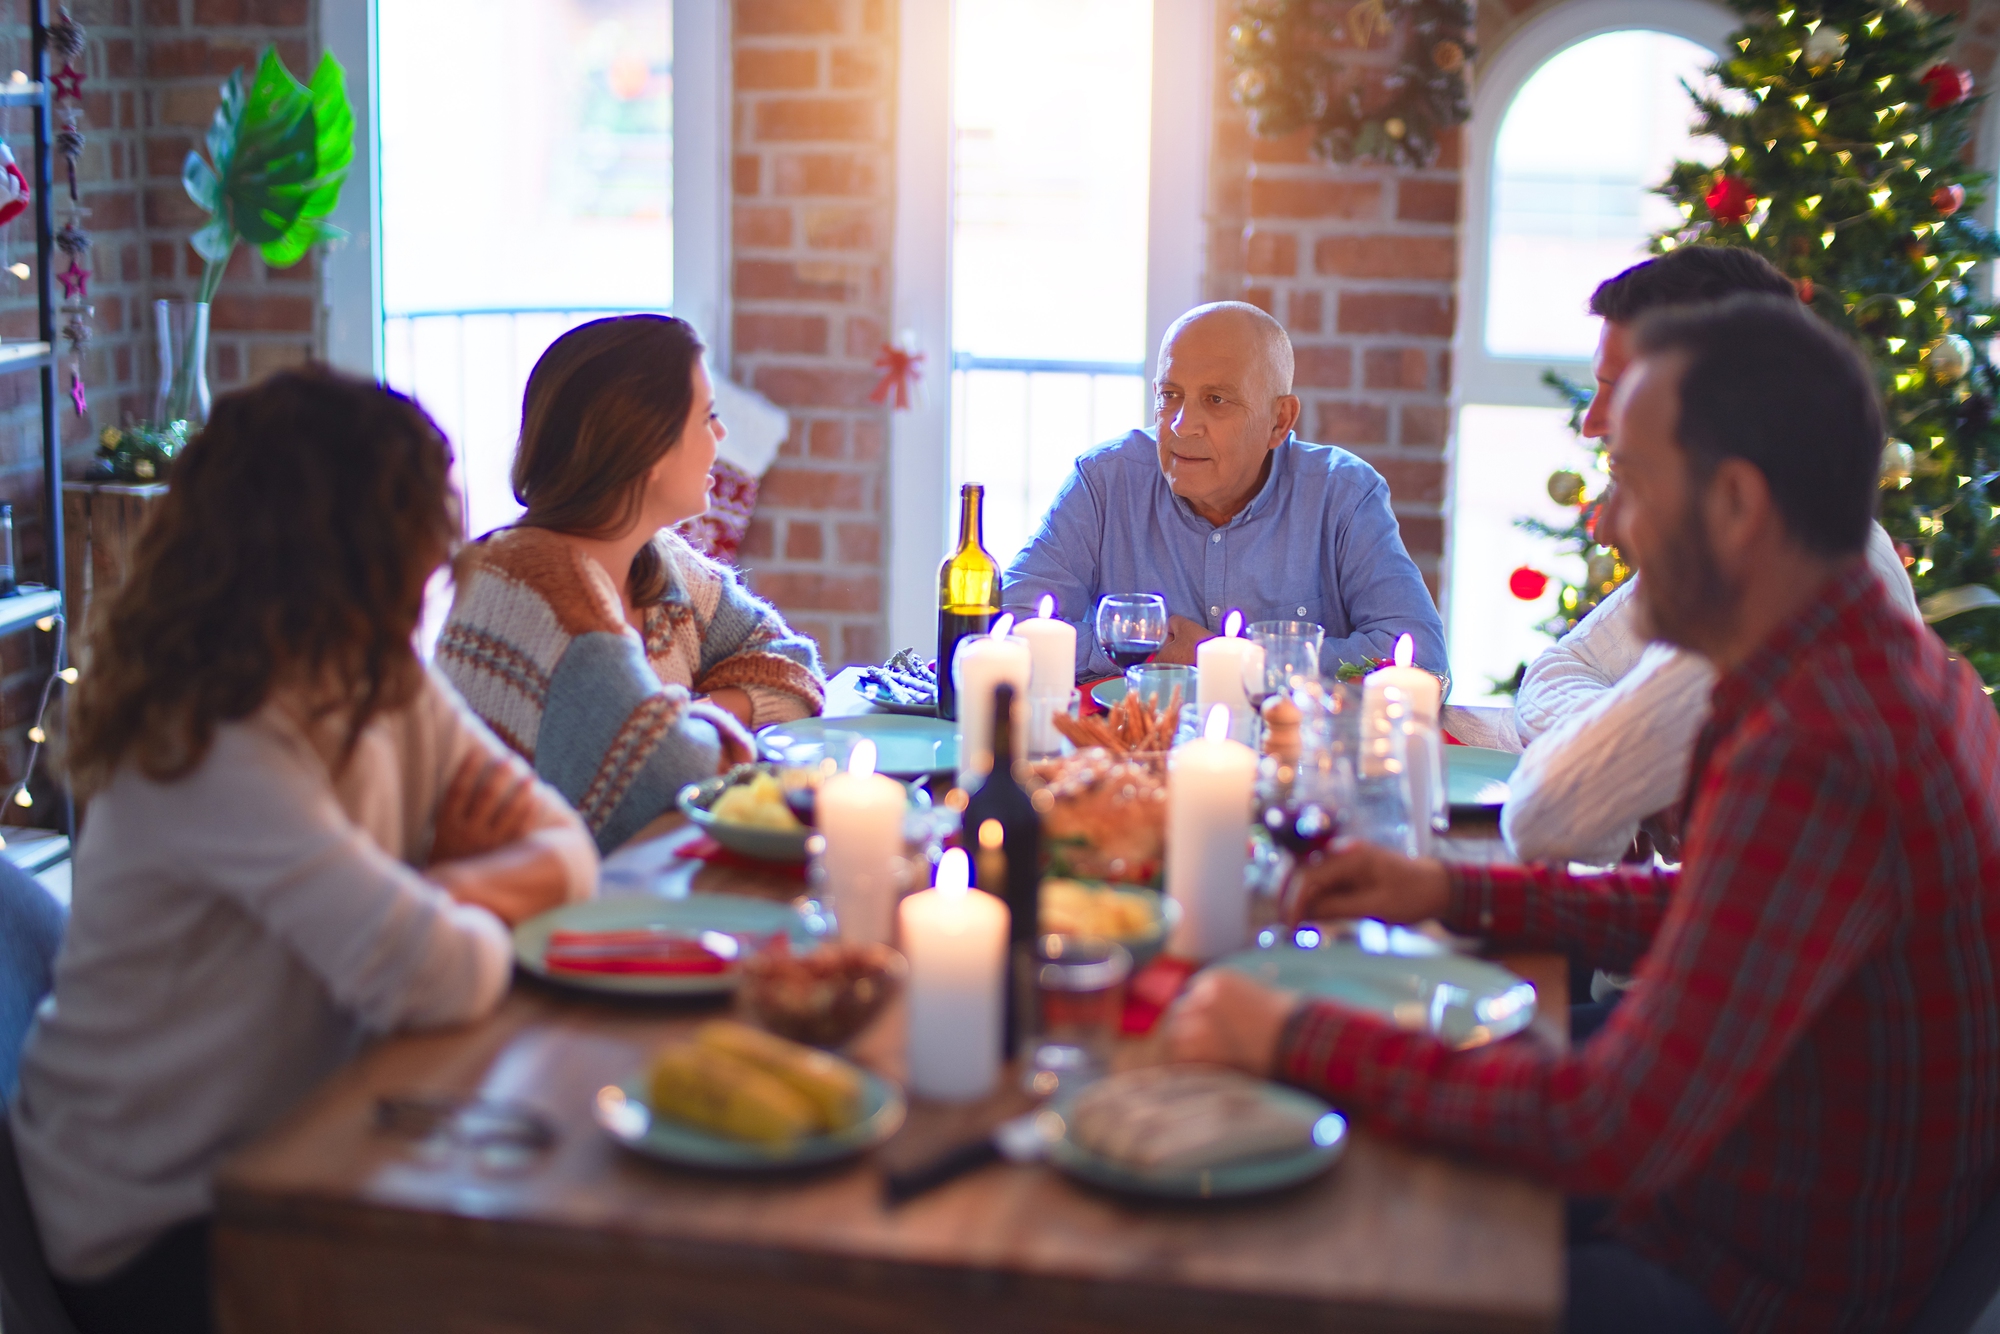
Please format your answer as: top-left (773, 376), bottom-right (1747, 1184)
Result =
top-left (56, 260), bottom-right (87, 300)
top-left (49, 64), bottom-right (82, 101)
top-left (68, 369), bottom-right (85, 415)
top-left (869, 339), bottom-right (924, 411)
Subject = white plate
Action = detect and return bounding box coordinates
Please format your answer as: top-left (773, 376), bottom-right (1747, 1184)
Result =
top-left (513, 894), bottom-right (826, 997)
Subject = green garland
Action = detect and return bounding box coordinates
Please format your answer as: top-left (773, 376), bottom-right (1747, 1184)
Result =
top-left (1228, 0), bottom-right (1475, 168)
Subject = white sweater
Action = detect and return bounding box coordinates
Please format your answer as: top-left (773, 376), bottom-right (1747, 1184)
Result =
top-left (11, 670), bottom-right (595, 1279)
top-left (1503, 523), bottom-right (1921, 864)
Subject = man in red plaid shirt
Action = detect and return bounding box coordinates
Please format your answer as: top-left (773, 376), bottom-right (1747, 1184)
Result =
top-left (1168, 295), bottom-right (2000, 1332)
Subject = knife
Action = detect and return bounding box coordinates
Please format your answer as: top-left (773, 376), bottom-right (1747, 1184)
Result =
top-left (882, 1108), bottom-right (1063, 1206)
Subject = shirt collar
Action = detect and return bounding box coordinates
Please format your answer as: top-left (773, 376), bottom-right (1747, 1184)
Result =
top-left (1165, 432), bottom-right (1294, 530)
top-left (1705, 557), bottom-right (1879, 733)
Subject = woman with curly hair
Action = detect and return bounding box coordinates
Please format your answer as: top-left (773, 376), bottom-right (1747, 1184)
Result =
top-left (439, 315), bottom-right (825, 851)
top-left (11, 369), bottom-right (597, 1334)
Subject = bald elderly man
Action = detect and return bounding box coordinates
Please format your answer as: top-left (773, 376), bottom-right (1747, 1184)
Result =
top-left (1003, 302), bottom-right (1448, 680)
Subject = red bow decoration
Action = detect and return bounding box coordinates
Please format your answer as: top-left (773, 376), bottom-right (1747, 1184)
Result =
top-left (869, 342), bottom-right (924, 410)
top-left (0, 144), bottom-right (29, 227)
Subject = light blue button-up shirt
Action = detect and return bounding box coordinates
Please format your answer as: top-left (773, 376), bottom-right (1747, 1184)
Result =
top-left (1001, 430), bottom-right (1448, 684)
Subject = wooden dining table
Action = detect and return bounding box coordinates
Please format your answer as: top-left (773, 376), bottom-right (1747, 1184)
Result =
top-left (212, 669), bottom-right (1566, 1334)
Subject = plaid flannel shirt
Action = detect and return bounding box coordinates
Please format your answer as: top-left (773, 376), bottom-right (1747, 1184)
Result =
top-left (1281, 563), bottom-right (2000, 1331)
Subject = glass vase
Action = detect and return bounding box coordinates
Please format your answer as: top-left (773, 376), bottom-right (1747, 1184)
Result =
top-left (154, 298), bottom-right (211, 427)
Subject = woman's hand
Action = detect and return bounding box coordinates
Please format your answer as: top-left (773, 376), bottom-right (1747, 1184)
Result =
top-left (432, 752), bottom-right (539, 864)
top-left (429, 851), bottom-right (573, 926)
top-left (1283, 839), bottom-right (1452, 927)
top-left (1165, 969), bottom-right (1298, 1078)
top-left (700, 686), bottom-right (755, 728)
top-left (686, 699), bottom-right (757, 771)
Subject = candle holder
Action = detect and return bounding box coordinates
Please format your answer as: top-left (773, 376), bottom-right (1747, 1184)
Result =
top-left (1023, 686), bottom-right (1081, 759)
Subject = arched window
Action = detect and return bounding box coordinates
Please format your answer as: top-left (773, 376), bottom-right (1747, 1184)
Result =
top-left (1450, 1), bottom-right (1734, 703)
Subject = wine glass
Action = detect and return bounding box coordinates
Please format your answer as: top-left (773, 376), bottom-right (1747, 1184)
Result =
top-left (1246, 620), bottom-right (1325, 709)
top-left (1095, 594), bottom-right (1168, 670)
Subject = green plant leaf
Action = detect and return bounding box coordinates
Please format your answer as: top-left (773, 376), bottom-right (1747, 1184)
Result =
top-left (182, 150), bottom-right (218, 213)
top-left (189, 217), bottom-right (233, 264)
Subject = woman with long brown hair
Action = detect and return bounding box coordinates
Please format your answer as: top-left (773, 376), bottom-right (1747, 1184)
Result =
top-left (11, 369), bottom-right (597, 1334)
top-left (439, 314), bottom-right (824, 851)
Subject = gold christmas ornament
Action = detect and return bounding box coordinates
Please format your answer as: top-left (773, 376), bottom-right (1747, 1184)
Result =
top-left (1431, 40), bottom-right (1465, 72)
top-left (1384, 117), bottom-right (1407, 140)
top-left (1586, 552), bottom-right (1619, 589)
top-left (1926, 334), bottom-right (1973, 383)
top-left (1546, 469), bottom-right (1586, 506)
top-left (1880, 437), bottom-right (1915, 486)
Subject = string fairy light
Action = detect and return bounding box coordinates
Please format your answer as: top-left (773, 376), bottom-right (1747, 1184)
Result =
top-left (6, 612), bottom-right (69, 818)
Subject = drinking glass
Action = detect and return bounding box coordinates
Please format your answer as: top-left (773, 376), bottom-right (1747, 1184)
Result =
top-left (1096, 594), bottom-right (1168, 670)
top-left (1245, 620), bottom-right (1325, 709)
top-left (1353, 685), bottom-right (1419, 856)
top-left (1024, 687), bottom-right (1083, 759)
top-left (1257, 678), bottom-right (1357, 912)
top-left (1016, 934), bottom-right (1132, 1095)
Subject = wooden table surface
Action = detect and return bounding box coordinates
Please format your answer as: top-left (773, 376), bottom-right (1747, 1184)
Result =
top-left (213, 676), bottom-right (1564, 1334)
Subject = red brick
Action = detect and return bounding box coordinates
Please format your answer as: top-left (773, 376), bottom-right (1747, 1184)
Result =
top-left (808, 419), bottom-right (845, 458)
top-left (148, 240), bottom-right (178, 279)
top-left (1248, 178), bottom-right (1382, 220)
top-left (1337, 292), bottom-right (1455, 337)
top-left (1399, 404), bottom-right (1450, 447)
top-left (753, 365), bottom-right (882, 411)
top-left (1364, 347), bottom-right (1429, 391)
top-left (1287, 291), bottom-right (1323, 336)
top-left (1437, 350), bottom-right (1453, 393)
top-left (1243, 229), bottom-right (1297, 276)
top-left (830, 46), bottom-right (887, 90)
top-left (1249, 131), bottom-right (1313, 164)
top-left (861, 0), bottom-right (891, 35)
top-left (748, 570), bottom-right (881, 613)
top-left (209, 292), bottom-right (313, 333)
top-left (840, 622), bottom-right (881, 667)
top-left (737, 0), bottom-right (842, 36)
top-left (753, 97), bottom-right (881, 143)
top-left (104, 37), bottom-right (136, 78)
top-left (1399, 514), bottom-right (1444, 561)
top-left (734, 312), bottom-right (827, 356)
top-left (734, 258), bottom-right (858, 302)
top-left (836, 521), bottom-right (880, 564)
top-left (803, 204), bottom-right (879, 250)
top-left (741, 517), bottom-right (776, 560)
top-left (736, 47), bottom-right (819, 90)
top-left (784, 520), bottom-right (825, 560)
top-left (1371, 457), bottom-right (1446, 505)
top-left (1242, 285), bottom-right (1275, 314)
top-left (85, 189), bottom-right (139, 230)
top-left (1397, 179), bottom-right (1460, 224)
top-left (843, 315), bottom-right (884, 359)
top-left (147, 35), bottom-right (266, 78)
top-left (1293, 345), bottom-right (1351, 391)
top-left (1314, 234), bottom-right (1456, 281)
top-left (850, 418), bottom-right (885, 463)
top-left (1315, 400), bottom-right (1389, 447)
top-left (732, 204), bottom-right (793, 248)
top-left (772, 151), bottom-right (882, 196)
top-left (756, 465), bottom-right (872, 510)
top-left (734, 154), bottom-right (762, 195)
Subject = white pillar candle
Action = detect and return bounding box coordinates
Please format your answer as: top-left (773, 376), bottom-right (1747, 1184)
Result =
top-left (1166, 705), bottom-right (1259, 961)
top-left (815, 740), bottom-right (907, 945)
top-left (1363, 633), bottom-right (1441, 723)
top-left (900, 848), bottom-right (1009, 1101)
top-left (1015, 593), bottom-right (1078, 754)
top-left (952, 613), bottom-right (1031, 786)
top-left (1195, 610), bottom-right (1264, 746)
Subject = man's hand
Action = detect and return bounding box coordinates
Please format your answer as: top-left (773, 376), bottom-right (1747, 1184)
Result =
top-left (1283, 839), bottom-right (1452, 927)
top-left (1149, 613), bottom-right (1214, 666)
top-left (1165, 970), bottom-right (1297, 1077)
top-left (686, 699), bottom-right (757, 771)
top-left (432, 752), bottom-right (539, 864)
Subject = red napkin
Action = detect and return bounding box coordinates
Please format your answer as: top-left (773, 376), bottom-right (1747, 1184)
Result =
top-left (1120, 954), bottom-right (1200, 1035)
top-left (1079, 675), bottom-right (1120, 716)
top-left (543, 928), bottom-right (735, 976)
top-left (673, 835), bottom-right (809, 880)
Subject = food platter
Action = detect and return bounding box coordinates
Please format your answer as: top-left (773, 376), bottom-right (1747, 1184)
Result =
top-left (513, 894), bottom-right (826, 997)
top-left (595, 1068), bottom-right (906, 1170)
top-left (677, 769), bottom-right (813, 862)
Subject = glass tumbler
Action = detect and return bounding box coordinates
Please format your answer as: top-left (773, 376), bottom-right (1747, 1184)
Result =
top-left (1017, 934), bottom-right (1132, 1096)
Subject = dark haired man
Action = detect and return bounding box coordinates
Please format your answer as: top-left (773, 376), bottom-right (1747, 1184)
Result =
top-left (1504, 246), bottom-right (1918, 864)
top-left (1168, 296), bottom-right (2000, 1331)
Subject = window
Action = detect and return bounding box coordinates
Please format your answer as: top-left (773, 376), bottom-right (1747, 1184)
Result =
top-left (1450, 3), bottom-right (1733, 704)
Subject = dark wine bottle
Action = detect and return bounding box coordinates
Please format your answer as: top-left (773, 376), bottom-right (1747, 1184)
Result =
top-left (936, 484), bottom-right (999, 720)
top-left (962, 681), bottom-right (1041, 1054)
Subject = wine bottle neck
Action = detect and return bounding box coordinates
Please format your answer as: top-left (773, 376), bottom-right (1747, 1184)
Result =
top-left (956, 486), bottom-right (985, 554)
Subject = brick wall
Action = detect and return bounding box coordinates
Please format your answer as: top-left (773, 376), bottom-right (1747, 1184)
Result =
top-left (728, 0), bottom-right (894, 670)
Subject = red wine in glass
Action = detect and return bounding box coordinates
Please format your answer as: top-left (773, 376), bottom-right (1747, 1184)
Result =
top-left (1263, 800), bottom-right (1340, 856)
top-left (1105, 639), bottom-right (1164, 670)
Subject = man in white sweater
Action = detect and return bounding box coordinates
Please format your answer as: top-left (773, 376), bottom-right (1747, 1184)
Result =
top-left (1506, 247), bottom-right (1921, 866)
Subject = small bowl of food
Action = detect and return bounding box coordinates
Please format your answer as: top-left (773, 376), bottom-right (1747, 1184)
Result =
top-left (1040, 878), bottom-right (1180, 968)
top-left (678, 765), bottom-right (812, 863)
top-left (739, 940), bottom-right (909, 1049)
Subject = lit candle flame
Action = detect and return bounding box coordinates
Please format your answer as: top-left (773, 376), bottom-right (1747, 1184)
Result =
top-left (991, 612), bottom-right (1016, 639)
top-left (1037, 593), bottom-right (1055, 619)
top-left (1204, 703), bottom-right (1231, 742)
top-left (1393, 633), bottom-right (1414, 669)
top-left (936, 846), bottom-right (970, 897)
top-left (1224, 609), bottom-right (1243, 638)
top-left (848, 739), bottom-right (878, 776)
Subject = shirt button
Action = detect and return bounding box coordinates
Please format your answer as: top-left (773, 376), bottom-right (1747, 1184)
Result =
top-left (1210, 606), bottom-right (1219, 616)
top-left (1211, 533), bottom-right (1221, 544)
top-left (1298, 606), bottom-right (1308, 616)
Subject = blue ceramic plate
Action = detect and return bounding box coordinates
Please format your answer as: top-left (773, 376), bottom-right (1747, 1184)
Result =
top-left (1042, 1079), bottom-right (1348, 1199)
top-left (513, 894), bottom-right (826, 998)
top-left (854, 678), bottom-right (938, 715)
top-left (677, 769), bottom-right (812, 863)
top-left (1089, 677), bottom-right (1128, 709)
top-left (595, 1066), bottom-right (906, 1170)
top-left (756, 714), bottom-right (958, 779)
top-left (1447, 745), bottom-right (1517, 810)
top-left (1214, 943), bottom-right (1536, 1050)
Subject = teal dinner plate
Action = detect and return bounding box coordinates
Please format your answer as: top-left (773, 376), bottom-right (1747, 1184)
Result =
top-left (757, 714), bottom-right (958, 778)
top-left (1214, 944), bottom-right (1537, 1050)
top-left (1447, 745), bottom-right (1517, 810)
top-left (596, 1067), bottom-right (906, 1170)
top-left (677, 769), bottom-right (812, 864)
top-left (855, 678), bottom-right (938, 715)
top-left (1042, 1082), bottom-right (1347, 1200)
top-left (513, 894), bottom-right (826, 998)
top-left (1090, 677), bottom-right (1127, 709)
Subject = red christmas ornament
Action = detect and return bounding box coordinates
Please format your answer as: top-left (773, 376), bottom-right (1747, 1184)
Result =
top-left (1920, 64), bottom-right (1974, 109)
top-left (1704, 174), bottom-right (1756, 225)
top-left (1795, 275), bottom-right (1814, 303)
top-left (1508, 566), bottom-right (1551, 601)
top-left (1933, 183), bottom-right (1965, 217)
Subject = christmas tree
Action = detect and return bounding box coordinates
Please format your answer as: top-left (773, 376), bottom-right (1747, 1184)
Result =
top-left (1520, 0), bottom-right (2000, 691)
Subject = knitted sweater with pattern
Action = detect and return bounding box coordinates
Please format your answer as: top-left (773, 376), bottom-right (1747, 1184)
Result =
top-left (439, 527), bottom-right (824, 851)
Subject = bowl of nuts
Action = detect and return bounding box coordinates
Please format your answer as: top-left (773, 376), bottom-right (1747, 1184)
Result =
top-left (738, 939), bottom-right (909, 1049)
